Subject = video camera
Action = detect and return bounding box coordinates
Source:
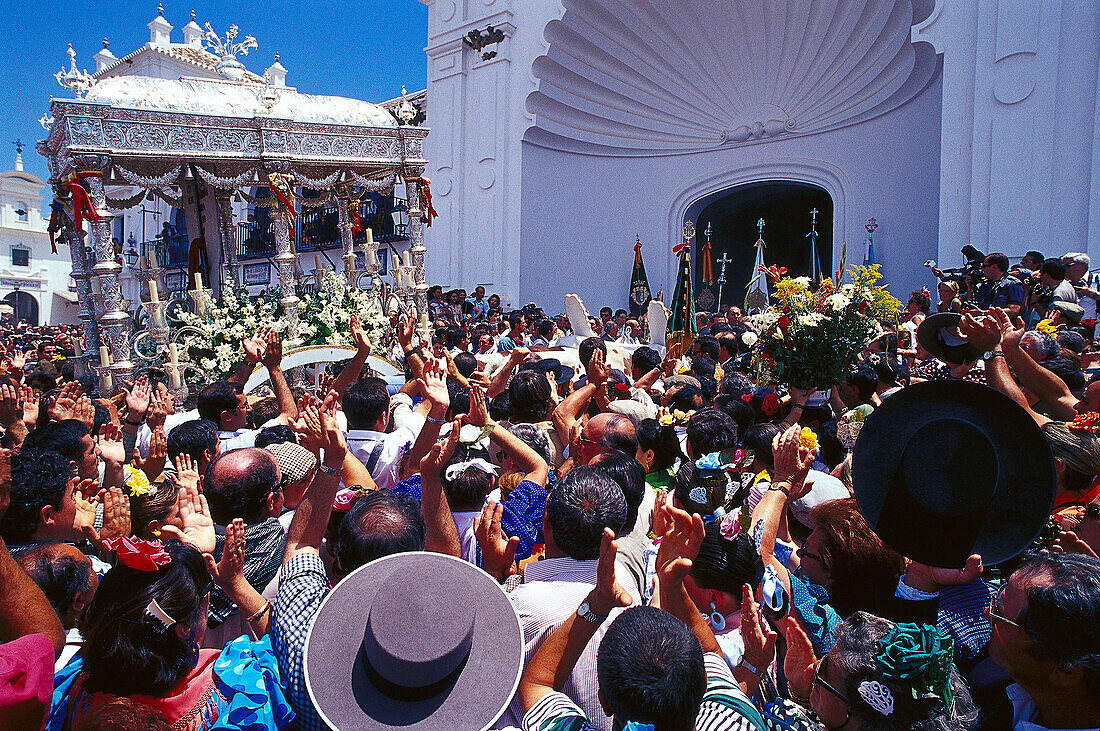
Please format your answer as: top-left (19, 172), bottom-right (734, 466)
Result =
top-left (924, 245), bottom-right (985, 287)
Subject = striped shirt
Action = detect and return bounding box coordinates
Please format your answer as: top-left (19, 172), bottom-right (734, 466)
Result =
top-left (521, 653), bottom-right (765, 731)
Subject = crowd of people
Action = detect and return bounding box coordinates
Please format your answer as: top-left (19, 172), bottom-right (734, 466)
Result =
top-left (0, 249), bottom-right (1098, 731)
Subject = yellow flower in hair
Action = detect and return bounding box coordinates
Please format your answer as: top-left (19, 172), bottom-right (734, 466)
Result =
top-left (658, 413), bottom-right (674, 427)
top-left (1036, 319), bottom-right (1057, 335)
top-left (799, 427), bottom-right (818, 451)
top-left (672, 410), bottom-right (687, 422)
top-left (126, 468), bottom-right (155, 497)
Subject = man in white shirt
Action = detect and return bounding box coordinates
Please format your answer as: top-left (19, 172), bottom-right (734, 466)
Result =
top-left (495, 465), bottom-right (633, 731)
top-left (987, 552), bottom-right (1100, 730)
top-left (1064, 252), bottom-right (1097, 322)
top-left (341, 372), bottom-right (448, 491)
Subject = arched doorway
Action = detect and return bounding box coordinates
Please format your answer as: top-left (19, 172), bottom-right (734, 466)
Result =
top-left (692, 182), bottom-right (833, 310)
top-left (3, 291), bottom-right (39, 325)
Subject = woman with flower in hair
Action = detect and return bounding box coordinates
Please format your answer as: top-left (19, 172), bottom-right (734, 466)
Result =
top-left (772, 612), bottom-right (978, 731)
top-left (48, 491), bottom-right (292, 731)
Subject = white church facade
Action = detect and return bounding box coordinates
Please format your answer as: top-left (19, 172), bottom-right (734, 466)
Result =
top-left (418, 0), bottom-right (1100, 311)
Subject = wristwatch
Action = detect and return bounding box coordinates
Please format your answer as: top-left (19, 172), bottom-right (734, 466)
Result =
top-left (576, 600), bottom-right (607, 626)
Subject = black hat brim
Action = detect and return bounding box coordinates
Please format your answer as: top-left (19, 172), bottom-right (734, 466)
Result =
top-left (852, 380), bottom-right (1055, 568)
top-left (916, 312), bottom-right (984, 365)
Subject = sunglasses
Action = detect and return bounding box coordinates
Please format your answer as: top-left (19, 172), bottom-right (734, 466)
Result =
top-left (813, 657), bottom-right (851, 722)
top-left (1053, 501), bottom-right (1100, 529)
top-left (988, 584), bottom-right (1020, 629)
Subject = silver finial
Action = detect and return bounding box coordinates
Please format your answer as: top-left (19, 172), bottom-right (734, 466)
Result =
top-left (865, 217), bottom-right (878, 236)
top-left (396, 85), bottom-right (417, 125)
top-left (757, 218), bottom-right (766, 236)
top-left (102, 37), bottom-right (109, 49)
top-left (55, 43), bottom-right (95, 98)
top-left (191, 8), bottom-right (196, 20)
top-left (275, 51), bottom-right (280, 62)
top-left (157, 2), bottom-right (164, 15)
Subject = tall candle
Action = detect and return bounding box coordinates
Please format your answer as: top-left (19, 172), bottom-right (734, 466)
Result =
top-left (99, 346), bottom-right (111, 365)
top-left (167, 343), bottom-right (182, 389)
top-left (366, 228), bottom-right (374, 244)
top-left (149, 280), bottom-right (159, 303)
top-left (392, 254), bottom-right (401, 279)
top-left (402, 251), bottom-right (412, 269)
top-left (149, 249), bottom-right (159, 269)
top-left (194, 272), bottom-right (203, 290)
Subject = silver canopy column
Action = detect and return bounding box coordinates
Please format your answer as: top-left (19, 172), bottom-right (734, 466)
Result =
top-left (216, 193), bottom-right (240, 291)
top-left (77, 155), bottom-right (132, 390)
top-left (404, 169), bottom-right (429, 340)
top-left (336, 186), bottom-right (356, 279)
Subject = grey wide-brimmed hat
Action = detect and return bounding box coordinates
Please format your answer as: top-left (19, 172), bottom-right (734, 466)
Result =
top-left (916, 312), bottom-right (984, 365)
top-left (852, 380), bottom-right (1055, 568)
top-left (304, 551), bottom-right (523, 731)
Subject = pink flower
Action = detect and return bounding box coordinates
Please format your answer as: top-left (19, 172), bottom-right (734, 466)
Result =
top-left (719, 512), bottom-right (741, 540)
top-left (333, 489), bottom-right (357, 512)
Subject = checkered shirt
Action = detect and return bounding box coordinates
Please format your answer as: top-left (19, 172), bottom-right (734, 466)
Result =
top-left (272, 551), bottom-right (330, 731)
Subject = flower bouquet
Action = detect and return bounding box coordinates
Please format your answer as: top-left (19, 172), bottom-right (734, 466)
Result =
top-left (749, 264), bottom-right (900, 389)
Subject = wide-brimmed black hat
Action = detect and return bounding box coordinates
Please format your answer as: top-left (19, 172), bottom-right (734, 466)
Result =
top-left (852, 380), bottom-right (1055, 568)
top-left (916, 312), bottom-right (984, 365)
top-left (304, 552), bottom-right (523, 730)
top-left (528, 357), bottom-right (575, 385)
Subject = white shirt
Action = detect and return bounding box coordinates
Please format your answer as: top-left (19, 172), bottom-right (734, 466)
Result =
top-left (496, 557), bottom-right (642, 731)
top-left (452, 510), bottom-right (480, 564)
top-left (344, 393), bottom-right (425, 491)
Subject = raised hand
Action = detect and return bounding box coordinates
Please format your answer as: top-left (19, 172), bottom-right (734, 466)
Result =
top-left (0, 383), bottom-right (21, 427)
top-left (655, 501), bottom-right (705, 587)
top-left (96, 422), bottom-right (127, 465)
top-left (73, 395), bottom-right (95, 431)
top-left (133, 427), bottom-right (168, 479)
top-left (418, 357), bottom-right (450, 409)
top-left (9, 350), bottom-right (25, 371)
top-left (145, 388), bottom-right (170, 431)
top-left (906, 554), bottom-right (984, 591)
top-left (72, 478), bottom-right (101, 537)
top-left (474, 501), bottom-right (520, 580)
top-left (173, 453), bottom-right (201, 492)
top-left (959, 312), bottom-right (1002, 351)
top-left (773, 613), bottom-right (818, 700)
top-left (350, 314), bottom-right (372, 355)
top-left (661, 343), bottom-right (681, 376)
top-left (82, 486), bottom-right (131, 549)
top-left (294, 403), bottom-right (324, 455)
top-left (242, 331), bottom-right (266, 365)
top-left (421, 420), bottom-right (462, 477)
top-left (261, 328), bottom-right (284, 369)
top-left (463, 384), bottom-right (490, 428)
top-left (160, 482), bottom-right (216, 554)
top-left (121, 377), bottom-right (152, 424)
top-left (738, 584), bottom-right (778, 675)
top-left (203, 518), bottom-right (248, 594)
top-left (47, 381), bottom-right (81, 422)
top-left (318, 390), bottom-right (347, 460)
top-left (587, 348), bottom-right (610, 387)
top-left (397, 312), bottom-right (415, 351)
top-left (588, 528), bottom-right (633, 615)
top-left (1053, 530), bottom-right (1098, 557)
top-left (771, 423), bottom-right (814, 491)
top-left (19, 385), bottom-right (37, 431)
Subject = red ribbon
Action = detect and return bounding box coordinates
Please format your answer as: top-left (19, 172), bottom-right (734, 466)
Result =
top-left (101, 536), bottom-right (171, 572)
top-left (349, 199), bottom-right (361, 235)
top-left (673, 240), bottom-right (691, 256)
top-left (409, 178), bottom-right (438, 227)
top-left (65, 179), bottom-right (101, 236)
top-left (268, 174), bottom-right (297, 222)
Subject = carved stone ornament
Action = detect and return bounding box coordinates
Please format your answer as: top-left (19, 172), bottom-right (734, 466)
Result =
top-left (525, 0), bottom-right (938, 155)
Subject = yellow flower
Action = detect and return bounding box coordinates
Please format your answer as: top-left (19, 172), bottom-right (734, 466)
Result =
top-left (659, 413), bottom-right (674, 426)
top-left (126, 468), bottom-right (155, 497)
top-left (1036, 319), bottom-right (1057, 335)
top-left (799, 427), bottom-right (818, 451)
top-left (672, 410), bottom-right (687, 422)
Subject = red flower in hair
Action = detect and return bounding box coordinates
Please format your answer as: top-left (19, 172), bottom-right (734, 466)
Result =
top-left (1082, 319), bottom-right (1097, 328)
top-left (101, 536), bottom-right (171, 572)
top-left (611, 383), bottom-right (630, 395)
top-left (762, 393), bottom-right (781, 416)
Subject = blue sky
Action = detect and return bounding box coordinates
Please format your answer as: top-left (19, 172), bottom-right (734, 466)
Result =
top-left (0, 0), bottom-right (428, 182)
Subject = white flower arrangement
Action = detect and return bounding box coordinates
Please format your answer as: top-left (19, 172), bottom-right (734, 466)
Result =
top-left (175, 271), bottom-right (390, 383)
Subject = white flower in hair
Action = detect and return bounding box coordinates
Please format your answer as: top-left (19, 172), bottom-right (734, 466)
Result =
top-left (858, 680), bottom-right (894, 717)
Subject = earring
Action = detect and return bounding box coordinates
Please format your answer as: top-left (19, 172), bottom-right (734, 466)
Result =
top-left (709, 602), bottom-right (726, 632)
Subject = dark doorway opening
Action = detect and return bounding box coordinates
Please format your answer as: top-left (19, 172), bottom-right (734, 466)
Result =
top-left (693, 182), bottom-right (832, 310)
top-left (4, 291), bottom-right (39, 325)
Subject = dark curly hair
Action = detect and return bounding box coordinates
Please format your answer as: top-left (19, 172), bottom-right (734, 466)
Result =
top-left (2, 449), bottom-right (74, 543)
top-left (80, 541), bottom-right (209, 697)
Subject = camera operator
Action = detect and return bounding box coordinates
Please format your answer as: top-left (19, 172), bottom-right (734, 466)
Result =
top-left (969, 252), bottom-right (1025, 317)
top-left (1023, 257), bottom-right (1077, 325)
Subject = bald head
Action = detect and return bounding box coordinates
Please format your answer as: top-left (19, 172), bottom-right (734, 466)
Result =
top-left (578, 413), bottom-right (639, 465)
top-left (204, 447), bottom-right (281, 525)
top-left (19, 543), bottom-right (97, 629)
